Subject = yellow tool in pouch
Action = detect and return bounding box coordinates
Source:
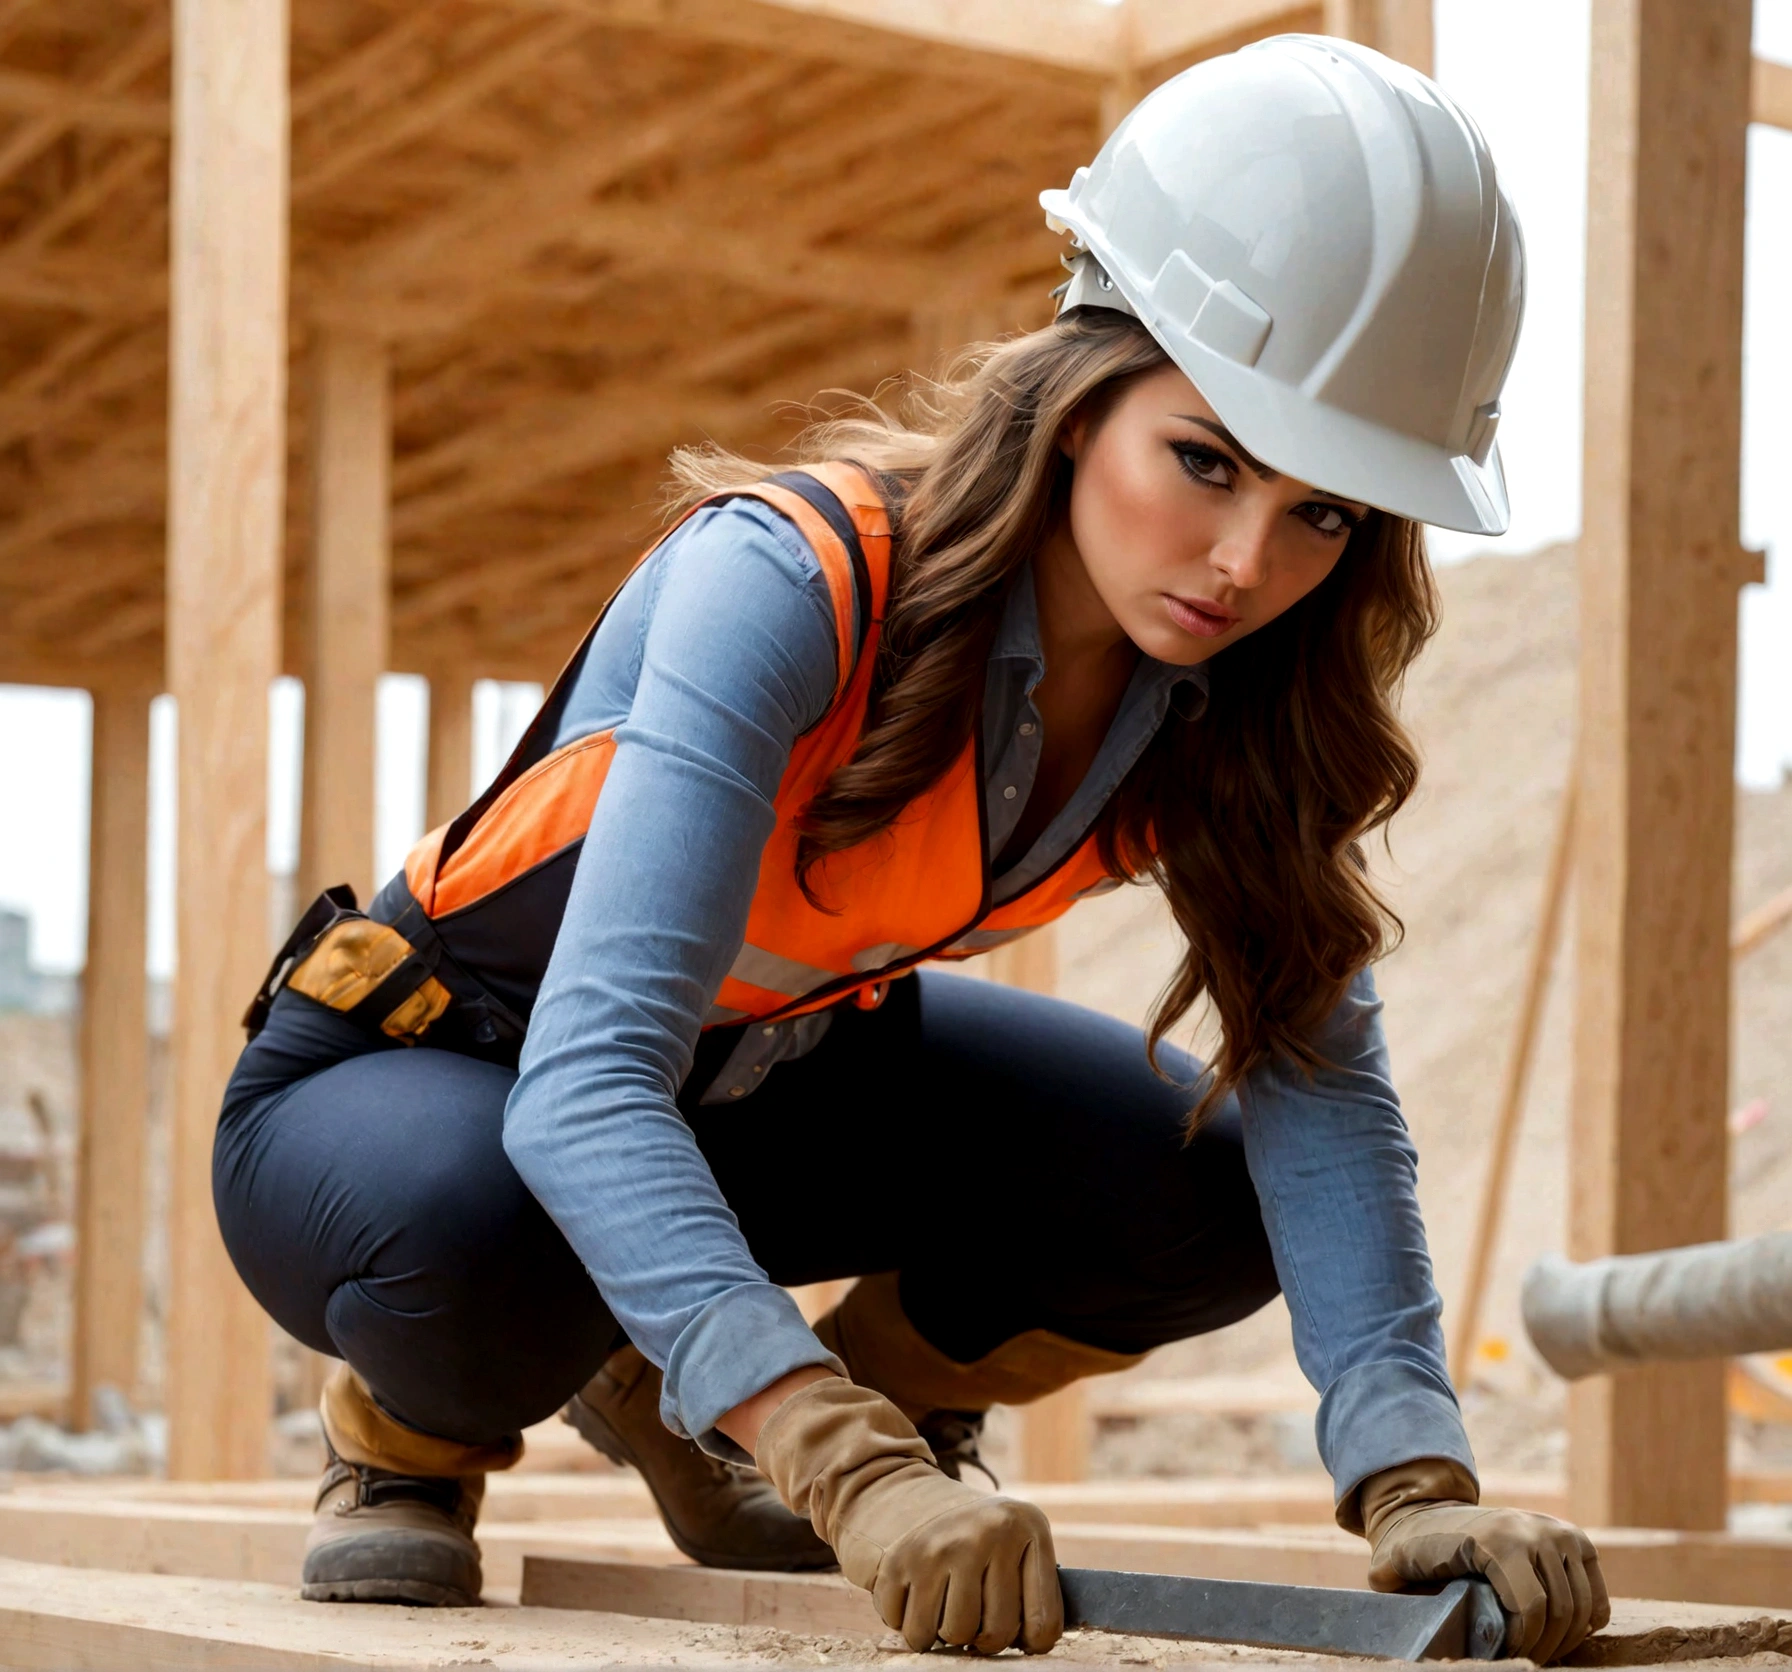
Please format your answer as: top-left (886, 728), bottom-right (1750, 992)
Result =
top-left (287, 917), bottom-right (451, 1043)
top-left (243, 884), bottom-right (450, 1044)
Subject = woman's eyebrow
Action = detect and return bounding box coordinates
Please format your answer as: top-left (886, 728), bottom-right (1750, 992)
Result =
top-left (1175, 415), bottom-right (1278, 481)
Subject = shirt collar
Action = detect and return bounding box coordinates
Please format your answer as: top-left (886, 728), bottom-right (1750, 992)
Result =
top-left (993, 560), bottom-right (1208, 703)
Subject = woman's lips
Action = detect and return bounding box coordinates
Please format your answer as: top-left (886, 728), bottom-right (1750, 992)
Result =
top-left (1164, 594), bottom-right (1241, 638)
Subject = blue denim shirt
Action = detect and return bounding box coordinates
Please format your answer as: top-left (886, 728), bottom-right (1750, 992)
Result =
top-left (503, 497), bottom-right (1473, 1508)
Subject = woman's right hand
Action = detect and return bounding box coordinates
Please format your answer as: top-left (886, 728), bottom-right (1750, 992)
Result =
top-left (755, 1377), bottom-right (1062, 1655)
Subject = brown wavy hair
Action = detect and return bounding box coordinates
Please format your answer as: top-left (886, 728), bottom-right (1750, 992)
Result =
top-left (669, 308), bottom-right (1438, 1125)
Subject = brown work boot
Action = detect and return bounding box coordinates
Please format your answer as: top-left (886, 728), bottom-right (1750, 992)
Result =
top-left (303, 1361), bottom-right (521, 1606)
top-left (300, 1441), bottom-right (484, 1606)
top-left (563, 1342), bottom-right (836, 1571)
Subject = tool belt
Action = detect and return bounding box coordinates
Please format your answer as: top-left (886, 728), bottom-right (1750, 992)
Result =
top-left (243, 885), bottom-right (453, 1045)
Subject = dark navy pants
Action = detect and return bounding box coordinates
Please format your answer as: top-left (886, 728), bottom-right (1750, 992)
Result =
top-left (215, 970), bottom-right (1279, 1447)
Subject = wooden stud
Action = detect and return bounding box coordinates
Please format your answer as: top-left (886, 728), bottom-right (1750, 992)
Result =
top-left (985, 926), bottom-right (1089, 1482)
top-left (298, 329), bottom-right (389, 909)
top-left (1130, 0), bottom-right (1323, 73)
top-left (1321, 0), bottom-right (1434, 74)
top-left (1568, 0), bottom-right (1752, 1532)
top-left (1736, 885), bottom-right (1792, 961)
top-left (162, 0), bottom-right (289, 1482)
top-left (69, 681), bottom-right (153, 1431)
top-left (425, 662), bottom-right (476, 831)
top-left (1449, 772), bottom-right (1576, 1386)
top-left (1754, 56), bottom-right (1792, 132)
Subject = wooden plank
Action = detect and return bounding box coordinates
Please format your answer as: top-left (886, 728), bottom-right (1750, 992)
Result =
top-left (1449, 772), bottom-right (1576, 1385)
top-left (1754, 57), bottom-right (1792, 132)
top-left (1132, 0), bottom-right (1323, 71)
top-left (0, 66), bottom-right (167, 133)
top-left (1569, 0), bottom-right (1751, 1533)
top-left (1321, 0), bottom-right (1434, 75)
top-left (502, 0), bottom-right (1112, 92)
top-left (523, 1556), bottom-right (883, 1633)
top-left (524, 1540), bottom-right (1792, 1628)
top-left (983, 924), bottom-right (1090, 1482)
top-left (162, 0), bottom-right (289, 1482)
top-left (1018, 1384), bottom-right (1091, 1483)
top-left (0, 1557), bottom-right (793, 1672)
top-left (298, 330), bottom-right (388, 909)
top-left (1735, 884), bottom-right (1792, 960)
top-left (425, 662), bottom-right (476, 831)
top-left (69, 681), bottom-right (153, 1431)
top-left (0, 1496), bottom-right (677, 1594)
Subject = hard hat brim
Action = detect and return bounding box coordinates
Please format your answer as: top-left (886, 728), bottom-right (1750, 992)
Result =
top-left (1041, 190), bottom-right (1512, 538)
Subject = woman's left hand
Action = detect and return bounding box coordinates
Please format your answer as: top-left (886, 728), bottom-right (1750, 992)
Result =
top-left (1367, 1497), bottom-right (1609, 1663)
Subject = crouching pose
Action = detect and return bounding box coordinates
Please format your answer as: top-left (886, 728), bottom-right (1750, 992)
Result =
top-left (215, 36), bottom-right (1608, 1663)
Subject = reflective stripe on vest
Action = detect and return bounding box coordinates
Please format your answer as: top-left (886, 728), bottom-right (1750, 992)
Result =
top-left (383, 462), bottom-right (1132, 1039)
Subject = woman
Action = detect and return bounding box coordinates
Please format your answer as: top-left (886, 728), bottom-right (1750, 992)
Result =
top-left (218, 35), bottom-right (1606, 1663)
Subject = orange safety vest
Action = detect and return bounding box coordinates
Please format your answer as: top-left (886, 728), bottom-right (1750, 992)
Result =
top-left (252, 464), bottom-right (1130, 1056)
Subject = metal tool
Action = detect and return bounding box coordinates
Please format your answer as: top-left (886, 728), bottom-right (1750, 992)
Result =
top-left (1059, 1567), bottom-right (1509, 1661)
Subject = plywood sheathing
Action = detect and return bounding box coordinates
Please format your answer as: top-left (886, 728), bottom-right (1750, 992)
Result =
top-left (0, 0), bottom-right (1104, 691)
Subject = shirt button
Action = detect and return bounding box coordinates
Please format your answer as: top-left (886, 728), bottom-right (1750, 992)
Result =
top-left (751, 1064), bottom-right (764, 1075)
top-left (761, 1025), bottom-right (776, 1036)
top-left (1003, 785), bottom-right (1018, 800)
top-left (1018, 722), bottom-right (1036, 736)
top-left (728, 1085), bottom-right (747, 1098)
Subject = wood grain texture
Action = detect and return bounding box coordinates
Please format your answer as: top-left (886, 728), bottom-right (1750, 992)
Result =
top-left (1322, 0), bottom-right (1434, 74)
top-left (299, 329), bottom-right (389, 908)
top-left (1450, 774), bottom-right (1576, 1385)
top-left (69, 681), bottom-right (153, 1431)
top-left (425, 662), bottom-right (477, 833)
top-left (983, 924), bottom-right (1086, 1479)
top-left (1568, 0), bottom-right (1751, 1531)
top-left (1754, 56), bottom-right (1792, 131)
top-left (162, 0), bottom-right (288, 1482)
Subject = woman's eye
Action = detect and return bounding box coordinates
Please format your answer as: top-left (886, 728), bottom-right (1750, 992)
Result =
top-left (1172, 443), bottom-right (1232, 487)
top-left (1300, 502), bottom-right (1358, 538)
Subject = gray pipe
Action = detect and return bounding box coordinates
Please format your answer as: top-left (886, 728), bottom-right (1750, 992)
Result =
top-left (1522, 1231), bottom-right (1792, 1380)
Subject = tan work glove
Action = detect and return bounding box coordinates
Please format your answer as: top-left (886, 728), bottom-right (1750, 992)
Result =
top-left (1359, 1459), bottom-right (1610, 1663)
top-left (756, 1377), bottom-right (1062, 1655)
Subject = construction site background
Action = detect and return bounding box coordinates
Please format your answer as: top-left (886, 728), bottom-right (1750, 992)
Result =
top-left (2, 535), bottom-right (1787, 1498)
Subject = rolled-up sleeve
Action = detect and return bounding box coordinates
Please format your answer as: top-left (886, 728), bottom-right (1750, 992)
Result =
top-left (1236, 967), bottom-right (1476, 1524)
top-left (502, 500), bottom-right (847, 1457)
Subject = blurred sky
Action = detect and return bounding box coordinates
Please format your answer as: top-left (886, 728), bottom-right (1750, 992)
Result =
top-left (1, 0), bottom-right (1789, 974)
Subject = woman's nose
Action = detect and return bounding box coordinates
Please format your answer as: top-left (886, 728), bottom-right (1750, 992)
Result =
top-left (1209, 519), bottom-right (1274, 590)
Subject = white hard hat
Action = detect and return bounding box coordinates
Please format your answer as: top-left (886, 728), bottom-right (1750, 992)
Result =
top-left (1040, 35), bottom-right (1525, 535)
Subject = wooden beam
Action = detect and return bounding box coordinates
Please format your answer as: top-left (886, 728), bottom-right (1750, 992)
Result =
top-left (310, 64), bottom-right (791, 319)
top-left (292, 14), bottom-right (590, 200)
top-left (1569, 0), bottom-right (1751, 1532)
top-left (0, 20), bottom-right (168, 192)
top-left (524, 1536), bottom-right (1792, 1620)
top-left (1450, 772), bottom-right (1576, 1385)
top-left (163, 0), bottom-right (289, 1482)
top-left (499, 0), bottom-right (1112, 92)
top-left (299, 330), bottom-right (389, 908)
top-left (424, 662), bottom-right (475, 831)
top-left (1735, 885), bottom-right (1792, 960)
top-left (70, 682), bottom-right (153, 1432)
top-left (982, 927), bottom-right (1088, 1481)
top-left (391, 340), bottom-right (895, 545)
top-left (0, 66), bottom-right (167, 133)
top-left (1322, 0), bottom-right (1434, 75)
top-left (1754, 57), bottom-right (1792, 132)
top-left (1131, 0), bottom-right (1323, 72)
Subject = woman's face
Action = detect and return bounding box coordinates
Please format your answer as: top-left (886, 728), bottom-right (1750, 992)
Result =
top-left (1061, 361), bottom-right (1370, 666)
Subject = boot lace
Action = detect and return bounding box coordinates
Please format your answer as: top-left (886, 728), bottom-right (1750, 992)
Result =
top-left (917, 1409), bottom-right (999, 1488)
